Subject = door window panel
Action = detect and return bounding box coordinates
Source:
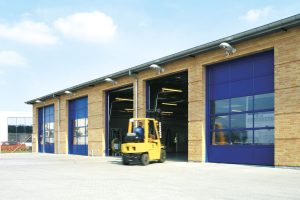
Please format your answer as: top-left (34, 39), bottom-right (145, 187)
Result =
top-left (211, 131), bottom-right (230, 145)
top-left (231, 130), bottom-right (253, 144)
top-left (254, 111), bottom-right (274, 128)
top-left (254, 93), bottom-right (274, 110)
top-left (231, 113), bottom-right (253, 129)
top-left (254, 129), bottom-right (274, 144)
top-left (210, 116), bottom-right (229, 130)
top-left (231, 96), bottom-right (253, 113)
top-left (210, 99), bottom-right (229, 114)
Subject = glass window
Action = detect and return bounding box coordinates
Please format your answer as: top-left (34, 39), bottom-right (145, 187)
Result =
top-left (231, 113), bottom-right (253, 129)
top-left (7, 118), bottom-right (16, 126)
top-left (8, 125), bottom-right (16, 133)
top-left (231, 130), bottom-right (253, 144)
top-left (77, 118), bottom-right (86, 127)
top-left (8, 132), bottom-right (16, 142)
top-left (211, 115), bottom-right (229, 130)
top-left (210, 99), bottom-right (229, 114)
top-left (77, 137), bottom-right (86, 145)
top-left (17, 125), bottom-right (25, 133)
top-left (76, 127), bottom-right (86, 137)
top-left (254, 93), bottom-right (274, 110)
top-left (254, 111), bottom-right (274, 128)
top-left (148, 120), bottom-right (157, 140)
top-left (254, 129), bottom-right (274, 144)
top-left (49, 122), bottom-right (54, 130)
top-left (231, 96), bottom-right (253, 113)
top-left (211, 131), bottom-right (230, 145)
top-left (73, 136), bottom-right (77, 144)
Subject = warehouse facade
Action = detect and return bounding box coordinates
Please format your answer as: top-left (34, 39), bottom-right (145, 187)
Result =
top-left (26, 14), bottom-right (300, 166)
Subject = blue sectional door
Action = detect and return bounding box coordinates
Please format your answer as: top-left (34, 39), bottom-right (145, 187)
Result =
top-left (68, 97), bottom-right (88, 156)
top-left (206, 51), bottom-right (274, 165)
top-left (38, 105), bottom-right (55, 153)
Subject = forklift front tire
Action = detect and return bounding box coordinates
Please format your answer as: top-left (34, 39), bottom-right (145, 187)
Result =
top-left (122, 155), bottom-right (129, 165)
top-left (159, 149), bottom-right (166, 163)
top-left (141, 153), bottom-right (149, 166)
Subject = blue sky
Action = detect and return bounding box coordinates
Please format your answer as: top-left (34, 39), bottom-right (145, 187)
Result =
top-left (0, 0), bottom-right (299, 112)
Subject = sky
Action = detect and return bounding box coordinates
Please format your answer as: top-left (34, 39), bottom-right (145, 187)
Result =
top-left (0, 0), bottom-right (299, 112)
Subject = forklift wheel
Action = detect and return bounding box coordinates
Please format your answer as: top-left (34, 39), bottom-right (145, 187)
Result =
top-left (122, 155), bottom-right (129, 165)
top-left (159, 149), bottom-right (166, 163)
top-left (141, 154), bottom-right (149, 166)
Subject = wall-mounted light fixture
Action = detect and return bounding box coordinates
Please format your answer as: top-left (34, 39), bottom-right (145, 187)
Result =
top-left (150, 64), bottom-right (164, 74)
top-left (219, 42), bottom-right (236, 56)
top-left (64, 90), bottom-right (76, 97)
top-left (64, 90), bottom-right (73, 94)
top-left (35, 99), bottom-right (43, 104)
top-left (105, 77), bottom-right (117, 85)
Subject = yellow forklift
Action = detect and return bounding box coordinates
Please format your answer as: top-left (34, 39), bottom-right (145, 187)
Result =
top-left (121, 118), bottom-right (166, 165)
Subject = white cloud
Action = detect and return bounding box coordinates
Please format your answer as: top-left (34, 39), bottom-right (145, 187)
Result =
top-left (240, 7), bottom-right (272, 22)
top-left (0, 51), bottom-right (28, 67)
top-left (0, 20), bottom-right (58, 45)
top-left (53, 11), bottom-right (117, 43)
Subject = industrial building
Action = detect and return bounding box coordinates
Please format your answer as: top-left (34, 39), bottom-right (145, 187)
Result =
top-left (26, 14), bottom-right (300, 166)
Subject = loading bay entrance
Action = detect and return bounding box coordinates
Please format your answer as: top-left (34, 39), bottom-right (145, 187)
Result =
top-left (147, 71), bottom-right (188, 161)
top-left (106, 86), bottom-right (133, 156)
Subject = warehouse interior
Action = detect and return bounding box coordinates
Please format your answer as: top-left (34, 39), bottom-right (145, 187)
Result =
top-left (147, 71), bottom-right (188, 161)
top-left (106, 86), bottom-right (133, 156)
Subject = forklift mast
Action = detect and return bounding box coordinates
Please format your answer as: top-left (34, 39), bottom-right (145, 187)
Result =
top-left (146, 108), bottom-right (161, 122)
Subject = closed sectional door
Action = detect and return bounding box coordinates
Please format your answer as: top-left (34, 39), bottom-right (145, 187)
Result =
top-left (206, 51), bottom-right (274, 165)
top-left (38, 105), bottom-right (55, 153)
top-left (68, 97), bottom-right (88, 156)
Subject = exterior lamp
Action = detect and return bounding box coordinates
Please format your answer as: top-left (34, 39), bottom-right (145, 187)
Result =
top-left (150, 64), bottom-right (164, 74)
top-left (105, 78), bottom-right (117, 85)
top-left (219, 42), bottom-right (236, 56)
top-left (64, 90), bottom-right (73, 94)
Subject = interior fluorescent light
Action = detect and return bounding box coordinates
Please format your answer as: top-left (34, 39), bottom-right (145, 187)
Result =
top-left (162, 88), bottom-right (183, 93)
top-left (232, 109), bottom-right (242, 112)
top-left (161, 111), bottom-right (173, 114)
top-left (115, 98), bottom-right (134, 101)
top-left (162, 103), bottom-right (177, 106)
top-left (124, 108), bottom-right (134, 111)
top-left (35, 100), bottom-right (42, 103)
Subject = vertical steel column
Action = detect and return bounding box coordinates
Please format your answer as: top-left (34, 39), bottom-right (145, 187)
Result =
top-left (135, 79), bottom-right (138, 118)
top-left (43, 107), bottom-right (45, 153)
top-left (57, 97), bottom-right (60, 154)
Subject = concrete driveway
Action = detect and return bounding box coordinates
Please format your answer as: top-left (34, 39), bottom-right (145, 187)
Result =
top-left (0, 153), bottom-right (299, 200)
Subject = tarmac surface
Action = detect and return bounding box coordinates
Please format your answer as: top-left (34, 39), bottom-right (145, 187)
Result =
top-left (0, 153), bottom-right (300, 200)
